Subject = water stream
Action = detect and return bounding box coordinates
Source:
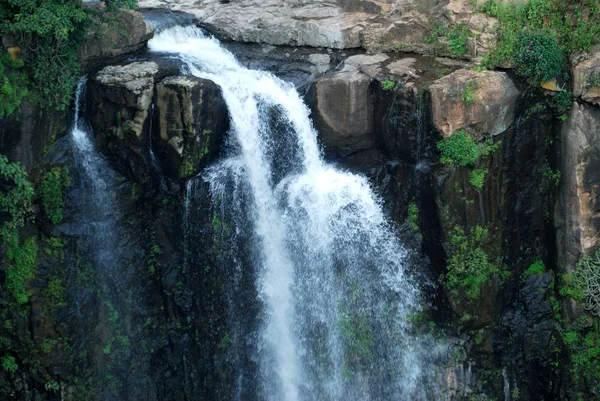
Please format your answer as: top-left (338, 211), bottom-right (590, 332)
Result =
top-left (150, 26), bottom-right (437, 401)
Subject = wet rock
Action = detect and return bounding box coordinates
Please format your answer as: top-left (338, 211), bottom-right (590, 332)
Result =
top-left (87, 61), bottom-right (159, 181)
top-left (155, 75), bottom-right (229, 179)
top-left (556, 101), bottom-right (600, 272)
top-left (79, 4), bottom-right (155, 72)
top-left (429, 68), bottom-right (520, 138)
top-left (308, 70), bottom-right (375, 157)
top-left (572, 48), bottom-right (600, 106)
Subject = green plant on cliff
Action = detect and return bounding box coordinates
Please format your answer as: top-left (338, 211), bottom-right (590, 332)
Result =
top-left (515, 32), bottom-right (564, 85)
top-left (551, 90), bottom-right (573, 120)
top-left (1, 355), bottom-right (18, 373)
top-left (0, 155), bottom-right (37, 304)
top-left (461, 81), bottom-right (479, 105)
top-left (0, 0), bottom-right (139, 115)
top-left (447, 24), bottom-right (472, 57)
top-left (444, 225), bottom-right (502, 301)
top-left (479, 0), bottom-right (600, 79)
top-left (561, 250), bottom-right (600, 318)
top-left (381, 79), bottom-right (395, 91)
top-left (469, 167), bottom-right (488, 190)
top-left (0, 52), bottom-right (28, 117)
top-left (437, 130), bottom-right (480, 167)
top-left (407, 200), bottom-right (420, 234)
top-left (0, 0), bottom-right (88, 111)
top-left (39, 166), bottom-right (71, 226)
top-left (559, 250), bottom-right (600, 397)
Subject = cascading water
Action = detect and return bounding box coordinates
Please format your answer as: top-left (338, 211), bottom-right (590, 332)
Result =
top-left (150, 26), bottom-right (440, 401)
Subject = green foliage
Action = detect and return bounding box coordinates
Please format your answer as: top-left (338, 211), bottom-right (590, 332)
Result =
top-left (4, 232), bottom-right (38, 304)
top-left (551, 91), bottom-right (573, 120)
top-left (444, 225), bottom-right (502, 301)
top-left (563, 323), bottom-right (600, 397)
top-left (0, 155), bottom-right (34, 230)
top-left (523, 260), bottom-right (546, 279)
top-left (561, 250), bottom-right (600, 316)
top-left (220, 332), bottom-right (230, 351)
top-left (0, 52), bottom-right (28, 117)
top-left (461, 81), bottom-right (479, 105)
top-left (479, 0), bottom-right (600, 77)
top-left (0, 155), bottom-right (37, 304)
top-left (381, 79), bottom-right (395, 91)
top-left (0, 0), bottom-right (139, 115)
top-left (45, 380), bottom-right (60, 392)
top-left (447, 24), bottom-right (471, 57)
top-left (0, 0), bottom-right (89, 111)
top-left (560, 251), bottom-right (600, 397)
top-left (424, 22), bottom-right (471, 57)
top-left (1, 355), bottom-right (18, 373)
top-left (515, 32), bottom-right (564, 85)
top-left (540, 164), bottom-right (561, 186)
top-left (339, 311), bottom-right (374, 361)
top-left (40, 166), bottom-right (71, 225)
top-left (469, 167), bottom-right (488, 190)
top-left (407, 201), bottom-right (420, 234)
top-left (437, 130), bottom-right (480, 167)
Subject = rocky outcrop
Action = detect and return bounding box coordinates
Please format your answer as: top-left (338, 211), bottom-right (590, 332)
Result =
top-left (572, 48), bottom-right (600, 106)
top-left (139, 0), bottom-right (444, 52)
top-left (556, 101), bottom-right (600, 273)
top-left (155, 75), bottom-right (228, 179)
top-left (79, 4), bottom-right (155, 71)
top-left (429, 69), bottom-right (520, 138)
top-left (87, 61), bottom-right (159, 181)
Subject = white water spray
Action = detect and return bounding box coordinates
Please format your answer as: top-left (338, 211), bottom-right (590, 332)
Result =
top-left (150, 26), bottom-right (431, 400)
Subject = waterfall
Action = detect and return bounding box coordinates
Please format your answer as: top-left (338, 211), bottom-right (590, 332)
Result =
top-left (150, 26), bottom-right (436, 401)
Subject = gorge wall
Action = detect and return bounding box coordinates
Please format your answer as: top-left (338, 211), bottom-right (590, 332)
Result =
top-left (1, 2), bottom-right (600, 401)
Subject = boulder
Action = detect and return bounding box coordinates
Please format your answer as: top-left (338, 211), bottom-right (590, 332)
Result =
top-left (556, 101), bottom-right (600, 274)
top-left (308, 70), bottom-right (375, 157)
top-left (155, 76), bottom-right (229, 179)
top-left (87, 61), bottom-right (159, 181)
top-left (429, 69), bottom-right (520, 138)
top-left (79, 4), bottom-right (155, 72)
top-left (572, 49), bottom-right (600, 106)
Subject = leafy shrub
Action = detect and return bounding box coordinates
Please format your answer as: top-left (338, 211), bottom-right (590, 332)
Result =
top-left (0, 53), bottom-right (28, 117)
top-left (407, 201), bottom-right (420, 233)
top-left (515, 32), bottom-right (564, 85)
top-left (0, 0), bottom-right (139, 115)
top-left (551, 91), bottom-right (573, 120)
top-left (444, 225), bottom-right (501, 301)
top-left (447, 24), bottom-right (471, 57)
top-left (561, 250), bottom-right (600, 317)
top-left (40, 167), bottom-right (71, 225)
top-left (469, 168), bottom-right (488, 190)
top-left (4, 231), bottom-right (38, 304)
top-left (381, 79), bottom-right (395, 91)
top-left (461, 81), bottom-right (479, 105)
top-left (437, 130), bottom-right (480, 167)
top-left (1, 355), bottom-right (17, 373)
top-left (0, 155), bottom-right (34, 230)
top-left (523, 260), bottom-right (546, 279)
top-left (479, 0), bottom-right (598, 75)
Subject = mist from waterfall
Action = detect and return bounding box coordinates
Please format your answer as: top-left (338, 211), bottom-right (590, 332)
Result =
top-left (150, 26), bottom-right (443, 401)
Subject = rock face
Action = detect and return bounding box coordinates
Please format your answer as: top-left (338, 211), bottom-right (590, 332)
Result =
top-left (556, 101), bottom-right (600, 273)
top-left (79, 4), bottom-right (155, 71)
top-left (572, 49), bottom-right (600, 106)
top-left (138, 0), bottom-right (443, 52)
top-left (87, 61), bottom-right (159, 181)
top-left (429, 69), bottom-right (520, 138)
top-left (309, 70), bottom-right (376, 157)
top-left (155, 75), bottom-right (229, 179)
